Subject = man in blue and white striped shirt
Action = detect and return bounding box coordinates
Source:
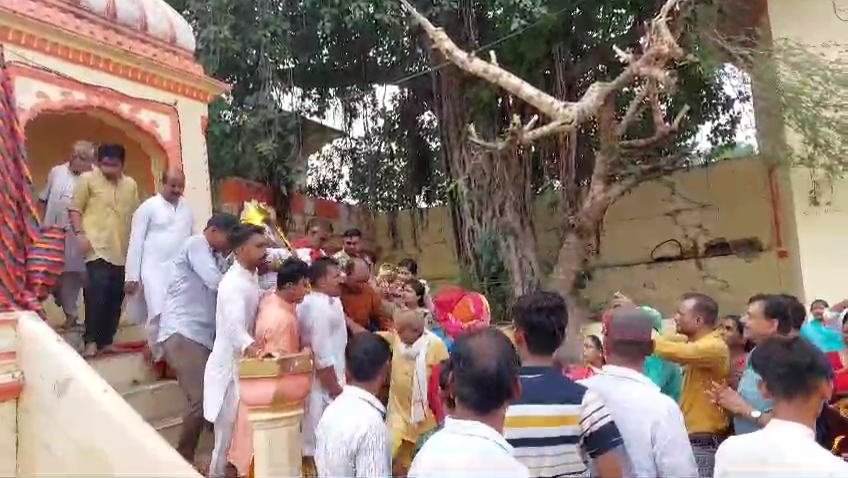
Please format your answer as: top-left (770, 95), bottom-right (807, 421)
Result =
top-left (505, 291), bottom-right (624, 478)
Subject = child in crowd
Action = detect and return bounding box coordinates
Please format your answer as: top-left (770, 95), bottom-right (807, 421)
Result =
top-left (379, 309), bottom-right (449, 477)
top-left (397, 258), bottom-right (434, 312)
top-left (400, 278), bottom-right (435, 328)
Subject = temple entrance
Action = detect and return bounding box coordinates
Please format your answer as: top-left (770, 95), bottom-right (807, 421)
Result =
top-left (23, 108), bottom-right (168, 328)
top-left (24, 108), bottom-right (165, 197)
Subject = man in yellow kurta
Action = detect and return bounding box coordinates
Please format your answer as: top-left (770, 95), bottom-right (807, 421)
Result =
top-left (68, 144), bottom-right (140, 358)
top-left (379, 309), bottom-right (449, 476)
top-left (653, 292), bottom-right (729, 478)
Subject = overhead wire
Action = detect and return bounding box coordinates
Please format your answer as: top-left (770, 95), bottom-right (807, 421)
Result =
top-left (316, 0), bottom-right (591, 108)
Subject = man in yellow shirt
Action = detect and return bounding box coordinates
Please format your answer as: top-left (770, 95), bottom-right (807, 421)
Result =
top-left (653, 292), bottom-right (729, 478)
top-left (68, 144), bottom-right (140, 357)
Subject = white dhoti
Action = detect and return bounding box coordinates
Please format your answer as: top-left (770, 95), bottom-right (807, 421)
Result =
top-left (210, 380), bottom-right (239, 478)
top-left (125, 194), bottom-right (192, 359)
top-left (302, 390), bottom-right (331, 457)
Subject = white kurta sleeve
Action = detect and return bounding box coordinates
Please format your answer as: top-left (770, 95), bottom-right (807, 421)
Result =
top-left (125, 202), bottom-right (150, 282)
top-left (218, 287), bottom-right (255, 355)
top-left (308, 304), bottom-right (336, 370)
top-left (39, 167), bottom-right (55, 202)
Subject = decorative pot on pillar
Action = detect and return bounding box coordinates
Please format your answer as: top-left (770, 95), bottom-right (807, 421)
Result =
top-left (239, 351), bottom-right (313, 478)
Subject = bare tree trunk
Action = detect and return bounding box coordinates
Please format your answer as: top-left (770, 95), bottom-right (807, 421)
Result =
top-left (403, 0), bottom-right (690, 333)
top-left (430, 16), bottom-right (543, 300)
top-left (549, 99), bottom-right (635, 358)
top-left (550, 230), bottom-right (591, 361)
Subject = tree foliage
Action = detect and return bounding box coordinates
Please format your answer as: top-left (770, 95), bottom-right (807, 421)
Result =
top-left (172, 0), bottom-right (747, 325)
top-left (166, 0), bottom-right (307, 219)
top-left (171, 0), bottom-right (741, 205)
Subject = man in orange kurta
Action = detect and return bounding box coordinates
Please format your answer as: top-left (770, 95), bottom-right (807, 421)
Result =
top-left (228, 258), bottom-right (310, 476)
top-left (340, 257), bottom-right (393, 333)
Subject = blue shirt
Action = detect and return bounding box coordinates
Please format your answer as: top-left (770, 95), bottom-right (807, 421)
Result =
top-left (734, 362), bottom-right (772, 434)
top-left (735, 348), bottom-right (834, 436)
top-left (431, 325), bottom-right (453, 353)
top-left (801, 318), bottom-right (846, 353)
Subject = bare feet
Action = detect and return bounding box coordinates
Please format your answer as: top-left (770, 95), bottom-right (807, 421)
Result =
top-left (82, 343), bottom-right (98, 358)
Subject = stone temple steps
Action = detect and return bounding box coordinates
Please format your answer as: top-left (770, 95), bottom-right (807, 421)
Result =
top-left (61, 326), bottom-right (214, 469)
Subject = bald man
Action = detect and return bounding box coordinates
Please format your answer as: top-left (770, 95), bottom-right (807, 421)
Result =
top-left (582, 308), bottom-right (697, 478)
top-left (125, 168), bottom-right (194, 359)
top-left (340, 256), bottom-right (394, 333)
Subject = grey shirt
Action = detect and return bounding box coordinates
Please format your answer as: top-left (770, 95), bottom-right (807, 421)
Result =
top-left (157, 235), bottom-right (228, 350)
top-left (39, 163), bottom-right (85, 272)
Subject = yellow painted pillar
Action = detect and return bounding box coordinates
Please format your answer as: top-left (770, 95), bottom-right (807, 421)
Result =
top-left (249, 404), bottom-right (305, 478)
top-left (239, 352), bottom-right (313, 478)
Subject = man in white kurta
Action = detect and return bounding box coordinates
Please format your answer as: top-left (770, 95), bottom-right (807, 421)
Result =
top-left (124, 169), bottom-right (194, 358)
top-left (297, 257), bottom-right (348, 470)
top-left (203, 224), bottom-right (267, 478)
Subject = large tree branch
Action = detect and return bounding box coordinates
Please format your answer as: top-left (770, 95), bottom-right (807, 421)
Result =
top-left (399, 0), bottom-right (688, 147)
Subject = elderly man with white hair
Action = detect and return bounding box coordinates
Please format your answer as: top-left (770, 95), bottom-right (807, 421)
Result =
top-left (37, 140), bottom-right (95, 328)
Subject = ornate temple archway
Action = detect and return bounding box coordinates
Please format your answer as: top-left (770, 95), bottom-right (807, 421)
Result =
top-left (12, 63), bottom-right (180, 196)
top-left (24, 108), bottom-right (169, 198)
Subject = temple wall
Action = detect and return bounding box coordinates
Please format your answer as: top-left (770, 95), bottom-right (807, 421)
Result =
top-left (762, 0), bottom-right (848, 305)
top-left (2, 43), bottom-right (214, 233)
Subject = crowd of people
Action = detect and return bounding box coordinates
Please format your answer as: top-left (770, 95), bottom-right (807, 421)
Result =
top-left (38, 141), bottom-right (848, 477)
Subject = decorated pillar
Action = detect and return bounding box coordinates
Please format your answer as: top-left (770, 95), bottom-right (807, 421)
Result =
top-left (239, 351), bottom-right (313, 478)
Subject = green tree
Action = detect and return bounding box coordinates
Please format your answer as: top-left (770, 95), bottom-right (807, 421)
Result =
top-left (167, 0), bottom-right (308, 221)
top-left (173, 0), bottom-right (743, 331)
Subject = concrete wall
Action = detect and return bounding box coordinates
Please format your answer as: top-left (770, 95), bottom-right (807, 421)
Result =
top-left (0, 314), bottom-right (22, 478)
top-left (763, 0), bottom-right (848, 305)
top-left (371, 157), bottom-right (803, 317)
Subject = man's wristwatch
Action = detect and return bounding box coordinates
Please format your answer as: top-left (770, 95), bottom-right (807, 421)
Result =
top-left (750, 409), bottom-right (763, 424)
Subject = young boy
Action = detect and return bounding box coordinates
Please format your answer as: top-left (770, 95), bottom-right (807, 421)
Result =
top-left (715, 336), bottom-right (848, 477)
top-left (379, 309), bottom-right (449, 476)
